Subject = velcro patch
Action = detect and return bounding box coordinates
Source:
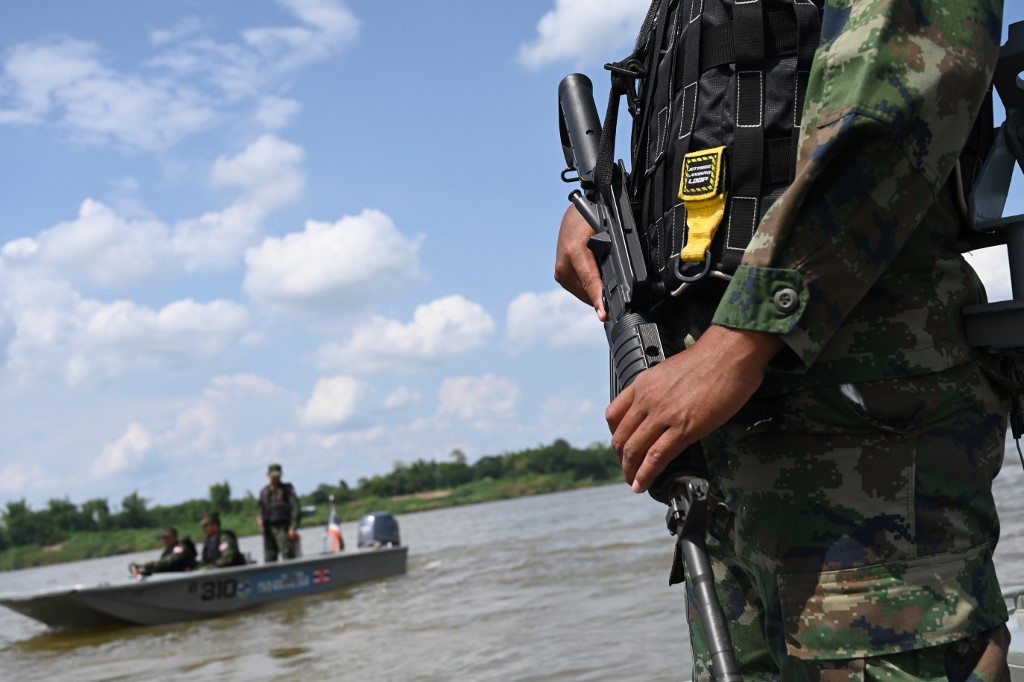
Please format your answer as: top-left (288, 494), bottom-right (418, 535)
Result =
top-left (679, 146), bottom-right (726, 202)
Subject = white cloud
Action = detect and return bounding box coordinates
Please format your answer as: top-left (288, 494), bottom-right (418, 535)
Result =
top-left (965, 245), bottom-right (1013, 302)
top-left (92, 423), bottom-right (153, 478)
top-left (537, 395), bottom-right (600, 437)
top-left (316, 295), bottom-right (496, 373)
top-left (0, 40), bottom-right (214, 150)
top-left (243, 209), bottom-right (424, 309)
top-left (519, 0), bottom-right (651, 69)
top-left (384, 386), bottom-right (421, 409)
top-left (255, 96), bottom-right (302, 129)
top-left (69, 298), bottom-right (249, 384)
top-left (301, 375), bottom-right (367, 427)
top-left (0, 462), bottom-right (54, 496)
top-left (437, 374), bottom-right (519, 427)
top-left (170, 134), bottom-right (307, 271)
top-left (210, 133), bottom-right (305, 208)
top-left (172, 202), bottom-right (267, 273)
top-left (506, 289), bottom-right (604, 349)
top-left (0, 265), bottom-right (250, 386)
top-left (243, 0), bottom-right (360, 71)
top-left (2, 133), bottom-right (307, 282)
top-left (149, 17), bottom-right (210, 47)
top-left (150, 0), bottom-right (359, 100)
top-left (2, 199), bottom-right (171, 288)
top-left (171, 374), bottom-right (297, 460)
top-left (0, 0), bottom-right (360, 150)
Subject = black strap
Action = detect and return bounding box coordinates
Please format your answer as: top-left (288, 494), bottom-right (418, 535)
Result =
top-left (724, 0), bottom-right (766, 272)
top-left (791, 0), bottom-right (822, 174)
top-left (700, 11), bottom-right (801, 72)
top-left (595, 0), bottom-right (666, 209)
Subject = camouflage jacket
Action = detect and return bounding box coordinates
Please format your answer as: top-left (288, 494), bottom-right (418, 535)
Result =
top-left (711, 0), bottom-right (1003, 389)
top-left (201, 530), bottom-right (246, 568)
top-left (141, 538), bottom-right (197, 575)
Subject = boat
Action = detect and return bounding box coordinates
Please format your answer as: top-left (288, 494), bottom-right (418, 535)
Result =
top-left (0, 512), bottom-right (407, 630)
top-left (1006, 586), bottom-right (1024, 680)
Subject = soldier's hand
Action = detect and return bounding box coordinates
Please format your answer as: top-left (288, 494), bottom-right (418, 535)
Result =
top-left (554, 204), bottom-right (606, 321)
top-left (288, 528), bottom-right (299, 542)
top-left (606, 325), bottom-right (783, 493)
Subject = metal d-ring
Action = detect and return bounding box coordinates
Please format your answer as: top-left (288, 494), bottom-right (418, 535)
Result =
top-left (673, 250), bottom-right (713, 283)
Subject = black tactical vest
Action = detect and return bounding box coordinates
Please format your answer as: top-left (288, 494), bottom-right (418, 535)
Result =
top-left (260, 483), bottom-right (295, 525)
top-left (604, 0), bottom-right (824, 292)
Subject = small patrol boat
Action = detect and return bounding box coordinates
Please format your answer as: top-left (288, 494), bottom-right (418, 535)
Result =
top-left (1003, 586), bottom-right (1024, 680)
top-left (0, 512), bottom-right (407, 629)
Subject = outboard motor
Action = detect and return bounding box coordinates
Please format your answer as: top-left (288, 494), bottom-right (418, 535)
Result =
top-left (357, 512), bottom-right (400, 548)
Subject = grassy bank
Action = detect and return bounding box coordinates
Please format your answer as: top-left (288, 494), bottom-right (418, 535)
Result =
top-left (0, 474), bottom-right (609, 572)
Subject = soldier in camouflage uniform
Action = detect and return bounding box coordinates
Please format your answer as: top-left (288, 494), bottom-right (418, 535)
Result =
top-left (258, 463), bottom-right (301, 562)
top-left (199, 512), bottom-right (247, 568)
top-left (554, 0), bottom-right (1012, 679)
top-left (129, 527), bottom-right (197, 577)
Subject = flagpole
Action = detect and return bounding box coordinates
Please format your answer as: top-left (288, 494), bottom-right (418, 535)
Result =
top-left (322, 495), bottom-right (334, 554)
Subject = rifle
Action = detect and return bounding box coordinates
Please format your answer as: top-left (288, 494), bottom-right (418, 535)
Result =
top-left (558, 73), bottom-right (665, 394)
top-left (558, 73), bottom-right (742, 682)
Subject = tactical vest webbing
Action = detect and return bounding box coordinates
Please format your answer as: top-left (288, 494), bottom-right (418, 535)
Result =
top-left (602, 0), bottom-right (823, 291)
top-left (261, 483), bottom-right (295, 525)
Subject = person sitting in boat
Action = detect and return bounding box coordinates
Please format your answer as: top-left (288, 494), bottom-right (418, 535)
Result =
top-left (198, 512), bottom-right (247, 568)
top-left (129, 527), bottom-right (198, 577)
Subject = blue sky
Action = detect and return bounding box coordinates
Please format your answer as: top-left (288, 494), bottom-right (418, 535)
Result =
top-left (0, 0), bottom-right (1022, 509)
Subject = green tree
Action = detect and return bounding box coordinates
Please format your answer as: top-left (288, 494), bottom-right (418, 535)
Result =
top-left (209, 481), bottom-right (232, 513)
top-left (3, 500), bottom-right (42, 546)
top-left (117, 491), bottom-right (152, 529)
top-left (45, 497), bottom-right (87, 534)
top-left (81, 498), bottom-right (112, 531)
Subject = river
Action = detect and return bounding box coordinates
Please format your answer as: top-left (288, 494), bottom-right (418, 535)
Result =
top-left (1, 464), bottom-right (1023, 682)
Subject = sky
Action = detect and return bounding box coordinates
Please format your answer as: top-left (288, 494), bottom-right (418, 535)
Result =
top-left (0, 0), bottom-right (1022, 510)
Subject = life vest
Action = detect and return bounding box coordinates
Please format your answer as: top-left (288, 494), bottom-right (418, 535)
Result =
top-left (600, 0), bottom-right (824, 292)
top-left (604, 0), bottom-right (999, 292)
top-left (260, 483), bottom-right (296, 526)
top-left (178, 537), bottom-right (198, 570)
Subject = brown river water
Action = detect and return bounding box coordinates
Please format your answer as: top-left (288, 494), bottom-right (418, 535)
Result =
top-left (2, 469), bottom-right (1024, 682)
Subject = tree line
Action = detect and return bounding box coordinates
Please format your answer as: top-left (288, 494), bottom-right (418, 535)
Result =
top-left (0, 440), bottom-right (618, 551)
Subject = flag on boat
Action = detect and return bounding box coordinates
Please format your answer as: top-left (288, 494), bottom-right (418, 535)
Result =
top-left (327, 502), bottom-right (344, 553)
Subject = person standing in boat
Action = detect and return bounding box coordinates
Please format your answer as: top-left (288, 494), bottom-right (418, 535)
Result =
top-left (257, 463), bottom-right (301, 562)
top-left (199, 512), bottom-right (246, 568)
top-left (129, 527), bottom-right (197, 577)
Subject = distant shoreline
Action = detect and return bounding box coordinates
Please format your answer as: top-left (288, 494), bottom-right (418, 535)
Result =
top-left (0, 474), bottom-right (618, 572)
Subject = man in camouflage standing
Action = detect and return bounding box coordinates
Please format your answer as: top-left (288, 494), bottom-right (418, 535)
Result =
top-left (554, 0), bottom-right (1013, 679)
top-left (258, 463), bottom-right (301, 562)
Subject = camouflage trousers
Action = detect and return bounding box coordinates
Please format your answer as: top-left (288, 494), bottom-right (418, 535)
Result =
top-left (263, 523), bottom-right (296, 562)
top-left (685, 361), bottom-right (1013, 681)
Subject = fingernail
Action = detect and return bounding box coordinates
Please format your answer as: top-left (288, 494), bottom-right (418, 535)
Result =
top-left (632, 480), bottom-right (643, 493)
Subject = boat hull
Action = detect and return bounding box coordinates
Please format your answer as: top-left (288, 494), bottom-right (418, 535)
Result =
top-left (0, 545), bottom-right (407, 629)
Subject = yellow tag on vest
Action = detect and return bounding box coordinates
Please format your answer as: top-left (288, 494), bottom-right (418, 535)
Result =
top-left (678, 146), bottom-right (727, 263)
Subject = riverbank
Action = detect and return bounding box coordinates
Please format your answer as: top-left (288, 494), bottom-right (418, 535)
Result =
top-left (0, 473), bottom-right (612, 572)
